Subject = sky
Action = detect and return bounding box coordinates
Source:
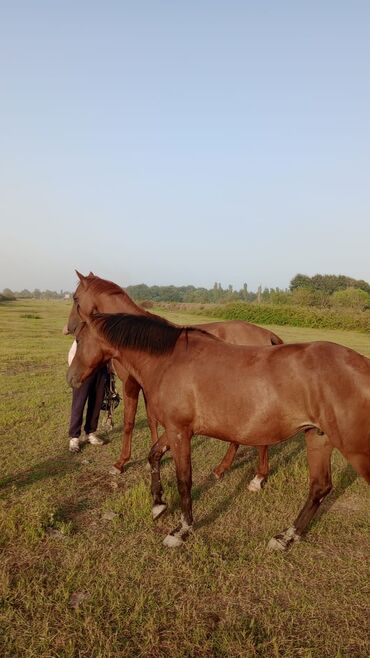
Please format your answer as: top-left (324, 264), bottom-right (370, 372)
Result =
top-left (1, 0), bottom-right (369, 293)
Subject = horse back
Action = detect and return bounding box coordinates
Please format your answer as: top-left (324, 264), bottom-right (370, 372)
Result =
top-left (194, 319), bottom-right (283, 346)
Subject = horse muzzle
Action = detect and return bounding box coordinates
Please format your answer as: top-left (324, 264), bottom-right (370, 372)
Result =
top-left (66, 369), bottom-right (82, 389)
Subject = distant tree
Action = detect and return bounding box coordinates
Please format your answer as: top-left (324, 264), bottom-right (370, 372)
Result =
top-left (267, 290), bottom-right (292, 305)
top-left (239, 283), bottom-right (249, 301)
top-left (2, 288), bottom-right (16, 299)
top-left (290, 274), bottom-right (313, 290)
top-left (331, 288), bottom-right (370, 310)
top-left (290, 273), bottom-right (370, 295)
top-left (18, 289), bottom-right (32, 298)
top-left (290, 288), bottom-right (316, 306)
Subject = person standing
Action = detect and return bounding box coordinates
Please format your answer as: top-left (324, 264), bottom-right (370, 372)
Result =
top-left (67, 339), bottom-right (107, 452)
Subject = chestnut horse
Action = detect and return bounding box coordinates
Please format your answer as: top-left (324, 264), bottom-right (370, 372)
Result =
top-left (68, 312), bottom-right (370, 550)
top-left (66, 272), bottom-right (283, 489)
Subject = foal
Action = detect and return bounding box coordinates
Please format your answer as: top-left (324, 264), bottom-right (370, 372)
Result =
top-left (68, 313), bottom-right (370, 550)
top-left (67, 271), bottom-right (283, 489)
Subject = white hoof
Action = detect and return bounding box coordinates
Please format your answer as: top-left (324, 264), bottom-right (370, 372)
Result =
top-left (268, 527), bottom-right (300, 551)
top-left (152, 504), bottom-right (167, 520)
top-left (247, 475), bottom-right (264, 492)
top-left (109, 466), bottom-right (122, 476)
top-left (163, 533), bottom-right (184, 548)
top-left (267, 536), bottom-right (287, 551)
top-left (212, 470), bottom-right (222, 480)
top-left (145, 461), bottom-right (152, 471)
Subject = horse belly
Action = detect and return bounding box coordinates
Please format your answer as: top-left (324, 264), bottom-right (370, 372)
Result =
top-left (191, 367), bottom-right (311, 446)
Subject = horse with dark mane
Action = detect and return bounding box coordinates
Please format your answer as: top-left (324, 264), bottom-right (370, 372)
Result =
top-left (67, 311), bottom-right (370, 550)
top-left (66, 272), bottom-right (284, 490)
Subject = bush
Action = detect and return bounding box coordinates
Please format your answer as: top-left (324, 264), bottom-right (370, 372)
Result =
top-left (331, 287), bottom-right (370, 310)
top-left (140, 300), bottom-right (154, 309)
top-left (194, 302), bottom-right (370, 333)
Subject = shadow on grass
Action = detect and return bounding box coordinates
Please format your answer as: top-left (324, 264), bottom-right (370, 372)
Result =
top-left (194, 469), bottom-right (253, 530)
top-left (311, 463), bottom-right (359, 527)
top-left (161, 435), bottom-right (307, 525)
top-left (0, 454), bottom-right (81, 495)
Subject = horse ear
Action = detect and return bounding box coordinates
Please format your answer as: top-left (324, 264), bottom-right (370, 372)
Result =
top-left (75, 270), bottom-right (87, 288)
top-left (88, 271), bottom-right (94, 276)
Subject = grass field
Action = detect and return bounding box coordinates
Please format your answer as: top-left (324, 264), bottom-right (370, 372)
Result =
top-left (0, 300), bottom-right (369, 658)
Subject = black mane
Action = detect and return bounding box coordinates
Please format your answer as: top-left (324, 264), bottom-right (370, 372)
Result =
top-left (91, 313), bottom-right (209, 355)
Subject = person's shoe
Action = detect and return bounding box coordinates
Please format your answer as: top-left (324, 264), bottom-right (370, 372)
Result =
top-left (69, 437), bottom-right (81, 452)
top-left (86, 433), bottom-right (104, 446)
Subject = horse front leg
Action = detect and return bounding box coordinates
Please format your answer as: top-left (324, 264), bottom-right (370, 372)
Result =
top-left (148, 432), bottom-right (170, 520)
top-left (142, 390), bottom-right (160, 446)
top-left (268, 429), bottom-right (333, 551)
top-left (163, 430), bottom-right (193, 548)
top-left (247, 445), bottom-right (269, 492)
top-left (110, 375), bottom-right (141, 475)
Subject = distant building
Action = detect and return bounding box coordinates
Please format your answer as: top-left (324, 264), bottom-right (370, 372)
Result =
top-left (64, 293), bottom-right (71, 300)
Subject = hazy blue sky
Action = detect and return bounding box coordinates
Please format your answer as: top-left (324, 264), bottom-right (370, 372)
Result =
top-left (1, 1), bottom-right (369, 292)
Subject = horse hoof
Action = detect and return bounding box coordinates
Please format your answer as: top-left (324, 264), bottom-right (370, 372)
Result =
top-left (267, 536), bottom-right (288, 551)
top-left (212, 469), bottom-right (223, 480)
top-left (152, 504), bottom-right (167, 520)
top-left (145, 461), bottom-right (152, 471)
top-left (247, 475), bottom-right (264, 492)
top-left (268, 527), bottom-right (300, 552)
top-left (163, 533), bottom-right (184, 548)
top-left (109, 466), bottom-right (122, 476)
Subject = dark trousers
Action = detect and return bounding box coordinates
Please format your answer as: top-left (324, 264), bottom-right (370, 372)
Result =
top-left (69, 366), bottom-right (108, 438)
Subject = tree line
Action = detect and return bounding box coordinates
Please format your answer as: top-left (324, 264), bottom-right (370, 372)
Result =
top-left (2, 273), bottom-right (370, 309)
top-left (0, 288), bottom-right (70, 301)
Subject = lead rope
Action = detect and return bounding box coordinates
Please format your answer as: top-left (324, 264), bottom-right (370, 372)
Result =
top-left (102, 372), bottom-right (120, 430)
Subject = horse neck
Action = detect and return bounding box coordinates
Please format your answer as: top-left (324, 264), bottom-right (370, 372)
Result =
top-left (96, 290), bottom-right (150, 316)
top-left (115, 344), bottom-right (166, 390)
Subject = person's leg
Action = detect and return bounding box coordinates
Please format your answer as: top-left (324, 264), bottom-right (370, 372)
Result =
top-left (68, 374), bottom-right (95, 451)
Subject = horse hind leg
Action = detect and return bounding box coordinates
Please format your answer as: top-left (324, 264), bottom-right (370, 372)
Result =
top-left (268, 430), bottom-right (333, 551)
top-left (248, 446), bottom-right (269, 492)
top-left (212, 442), bottom-right (239, 479)
top-left (213, 443), bottom-right (269, 492)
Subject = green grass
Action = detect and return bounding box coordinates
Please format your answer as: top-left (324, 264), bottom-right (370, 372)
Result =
top-left (0, 300), bottom-right (369, 658)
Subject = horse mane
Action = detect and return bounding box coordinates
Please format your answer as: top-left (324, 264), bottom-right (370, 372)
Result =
top-left (91, 313), bottom-right (214, 355)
